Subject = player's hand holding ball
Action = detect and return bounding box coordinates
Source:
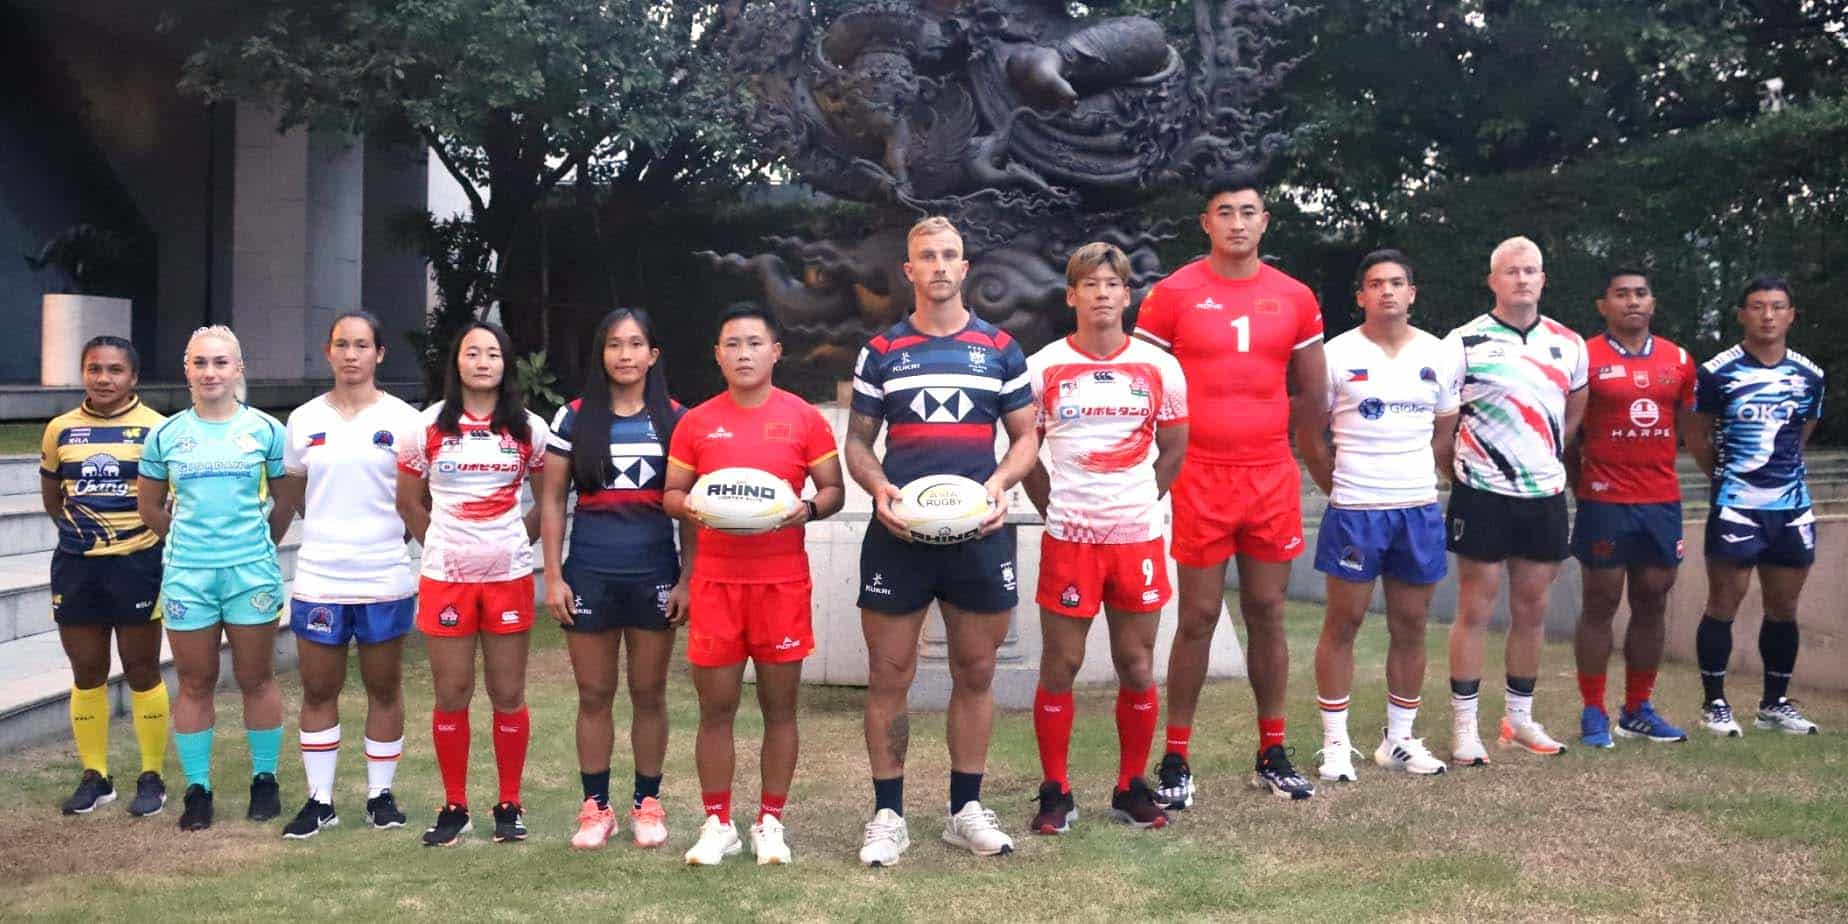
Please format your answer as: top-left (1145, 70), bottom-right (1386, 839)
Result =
top-left (688, 466), bottom-right (798, 535)
top-left (893, 474), bottom-right (993, 545)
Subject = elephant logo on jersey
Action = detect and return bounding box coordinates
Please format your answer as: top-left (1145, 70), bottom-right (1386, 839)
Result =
top-left (75, 453), bottom-right (128, 495)
top-left (910, 388), bottom-right (972, 423)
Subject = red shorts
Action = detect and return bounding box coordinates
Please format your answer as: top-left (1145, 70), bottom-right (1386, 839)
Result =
top-left (686, 577), bottom-right (813, 668)
top-left (1037, 535), bottom-right (1171, 618)
top-left (416, 574), bottom-right (536, 637)
top-left (1170, 458), bottom-right (1304, 567)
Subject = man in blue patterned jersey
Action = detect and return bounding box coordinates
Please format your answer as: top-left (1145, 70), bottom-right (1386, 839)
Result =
top-left (1685, 275), bottom-right (1826, 737)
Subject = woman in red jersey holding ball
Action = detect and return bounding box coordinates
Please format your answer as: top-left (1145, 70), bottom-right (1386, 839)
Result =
top-left (664, 303), bottom-right (843, 867)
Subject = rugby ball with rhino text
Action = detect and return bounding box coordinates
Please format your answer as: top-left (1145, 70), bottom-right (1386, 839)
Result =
top-left (895, 474), bottom-right (992, 545)
top-left (689, 467), bottom-right (798, 535)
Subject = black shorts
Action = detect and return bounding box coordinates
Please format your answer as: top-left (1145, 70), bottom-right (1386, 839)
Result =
top-left (52, 545), bottom-right (163, 626)
top-left (560, 564), bottom-right (677, 633)
top-left (858, 523), bottom-right (1019, 615)
top-left (1705, 505), bottom-right (1817, 569)
top-left (1444, 482), bottom-right (1569, 563)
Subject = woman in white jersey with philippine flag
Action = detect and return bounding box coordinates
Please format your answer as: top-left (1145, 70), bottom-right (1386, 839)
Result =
top-left (396, 322), bottom-right (549, 847)
top-left (272, 311), bottom-right (423, 838)
top-left (136, 325), bottom-right (294, 832)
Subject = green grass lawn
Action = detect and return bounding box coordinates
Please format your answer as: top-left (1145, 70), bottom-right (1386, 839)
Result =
top-left (0, 422), bottom-right (46, 455)
top-left (6, 602), bottom-right (1847, 922)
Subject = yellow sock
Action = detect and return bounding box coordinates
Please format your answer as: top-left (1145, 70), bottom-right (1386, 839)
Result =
top-left (131, 682), bottom-right (171, 775)
top-left (70, 685), bottom-right (111, 775)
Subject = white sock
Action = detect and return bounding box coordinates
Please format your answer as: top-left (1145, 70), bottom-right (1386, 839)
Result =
top-left (1451, 690), bottom-right (1480, 730)
top-left (1505, 687), bottom-right (1535, 725)
top-left (1386, 693), bottom-right (1420, 742)
top-left (365, 736), bottom-right (403, 798)
top-left (1317, 695), bottom-right (1350, 746)
top-left (300, 725), bottom-right (340, 804)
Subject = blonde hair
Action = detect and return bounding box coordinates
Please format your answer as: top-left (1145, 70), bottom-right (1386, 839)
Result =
top-left (1065, 242), bottom-right (1131, 288)
top-left (1489, 236), bottom-right (1543, 272)
top-left (907, 216), bottom-right (962, 246)
top-left (185, 324), bottom-right (249, 403)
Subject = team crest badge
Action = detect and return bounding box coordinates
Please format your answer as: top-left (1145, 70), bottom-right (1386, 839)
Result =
top-left (174, 436), bottom-right (198, 454)
top-left (1059, 585), bottom-right (1082, 609)
top-left (165, 599), bottom-right (188, 619)
top-left (1632, 370), bottom-right (1650, 389)
top-left (249, 590), bottom-right (277, 614)
top-left (499, 435), bottom-right (522, 454)
top-left (373, 430), bottom-right (395, 448)
top-left (1255, 298), bottom-right (1281, 315)
top-left (438, 605), bottom-right (461, 628)
top-left (1419, 367), bottom-right (1436, 382)
top-left (968, 346), bottom-right (987, 368)
top-left (306, 606), bottom-right (334, 633)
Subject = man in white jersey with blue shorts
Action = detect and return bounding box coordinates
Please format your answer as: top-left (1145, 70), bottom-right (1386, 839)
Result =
top-left (1302, 250), bottom-right (1464, 781)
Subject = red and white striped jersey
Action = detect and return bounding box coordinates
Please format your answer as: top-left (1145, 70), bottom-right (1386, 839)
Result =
top-left (397, 403), bottom-right (549, 582)
top-left (1027, 336), bottom-right (1188, 543)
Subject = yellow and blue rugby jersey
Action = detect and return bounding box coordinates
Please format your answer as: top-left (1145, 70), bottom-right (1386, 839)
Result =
top-left (39, 398), bottom-right (167, 556)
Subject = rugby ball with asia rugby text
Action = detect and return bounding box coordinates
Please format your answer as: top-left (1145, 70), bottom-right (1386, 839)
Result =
top-left (895, 474), bottom-right (992, 545)
top-left (688, 466), bottom-right (798, 535)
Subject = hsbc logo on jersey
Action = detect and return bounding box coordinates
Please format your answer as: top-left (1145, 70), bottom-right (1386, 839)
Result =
top-left (910, 387), bottom-right (972, 422)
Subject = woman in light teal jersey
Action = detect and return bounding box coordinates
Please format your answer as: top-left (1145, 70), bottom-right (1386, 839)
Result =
top-left (137, 325), bottom-right (295, 832)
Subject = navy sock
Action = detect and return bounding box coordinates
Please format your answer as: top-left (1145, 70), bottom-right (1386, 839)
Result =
top-left (1450, 678), bottom-right (1481, 698)
top-left (873, 776), bottom-right (904, 816)
top-left (1697, 615), bottom-right (1733, 703)
top-left (581, 770), bottom-right (610, 809)
top-left (1759, 620), bottom-right (1799, 706)
top-left (949, 771), bottom-right (983, 815)
top-left (1505, 675), bottom-right (1536, 697)
top-left (633, 772), bottom-right (662, 810)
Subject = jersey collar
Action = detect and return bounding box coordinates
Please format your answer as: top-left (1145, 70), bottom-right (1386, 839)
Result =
top-left (79, 396), bottom-right (143, 420)
top-left (1064, 335), bottom-right (1132, 362)
top-left (1485, 310), bottom-right (1542, 341)
top-left (1601, 332), bottom-right (1654, 358)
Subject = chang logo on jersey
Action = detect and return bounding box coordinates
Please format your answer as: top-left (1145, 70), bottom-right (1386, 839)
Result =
top-left (910, 387), bottom-right (972, 423)
top-left (74, 453), bottom-right (130, 495)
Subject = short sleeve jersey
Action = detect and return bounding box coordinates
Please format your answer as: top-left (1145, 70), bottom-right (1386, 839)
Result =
top-left (1322, 328), bottom-right (1464, 508)
top-left (1576, 334), bottom-right (1696, 505)
top-left (40, 398), bottom-right (166, 556)
top-left (396, 403), bottom-right (549, 582)
top-left (1133, 260), bottom-right (1324, 465)
top-left (548, 398), bottom-right (685, 579)
top-left (284, 394), bottom-right (423, 602)
top-left (140, 406), bottom-right (288, 569)
top-left (1026, 337), bottom-right (1188, 543)
top-left (1695, 345), bottom-right (1826, 511)
top-left (1446, 313), bottom-right (1589, 498)
top-left (851, 314), bottom-right (1032, 486)
top-left (667, 388), bottom-right (838, 583)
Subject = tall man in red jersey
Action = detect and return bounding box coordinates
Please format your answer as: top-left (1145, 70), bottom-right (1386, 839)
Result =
top-left (1134, 172), bottom-right (1330, 803)
top-left (1566, 269), bottom-right (1694, 747)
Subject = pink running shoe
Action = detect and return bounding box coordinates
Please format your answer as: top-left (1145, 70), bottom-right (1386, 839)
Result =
top-left (570, 798), bottom-right (617, 850)
top-left (631, 796), bottom-right (669, 848)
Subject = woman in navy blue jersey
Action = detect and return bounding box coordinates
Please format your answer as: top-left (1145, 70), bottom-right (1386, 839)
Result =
top-left (540, 308), bottom-right (693, 850)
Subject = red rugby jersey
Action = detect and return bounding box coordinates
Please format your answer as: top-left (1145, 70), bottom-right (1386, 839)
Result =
top-left (1576, 333), bottom-right (1695, 504)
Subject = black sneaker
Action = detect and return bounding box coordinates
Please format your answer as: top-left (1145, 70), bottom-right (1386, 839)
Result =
top-left (247, 772), bottom-right (282, 821)
top-left (1029, 781), bottom-right (1077, 835)
top-left (179, 784), bottom-right (214, 831)
top-left (281, 799), bottom-right (338, 839)
top-left (422, 803), bottom-right (472, 847)
top-left (1154, 752), bottom-right (1194, 810)
top-left (492, 801), bottom-right (528, 843)
top-left (367, 790), bottom-right (407, 829)
top-left (1252, 744), bottom-right (1315, 801)
top-left (127, 771), bottom-right (167, 817)
top-left (1111, 777), bottom-right (1170, 829)
top-left (61, 769), bottom-right (116, 815)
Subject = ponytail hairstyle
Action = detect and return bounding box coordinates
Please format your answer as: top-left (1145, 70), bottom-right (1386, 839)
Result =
top-left (185, 324), bottom-right (248, 403)
top-left (572, 308), bottom-right (677, 493)
top-left (435, 321), bottom-right (531, 443)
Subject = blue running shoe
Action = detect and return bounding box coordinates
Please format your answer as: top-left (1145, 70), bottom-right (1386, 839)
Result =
top-left (1615, 701), bottom-right (1688, 742)
top-left (1580, 706), bottom-right (1614, 749)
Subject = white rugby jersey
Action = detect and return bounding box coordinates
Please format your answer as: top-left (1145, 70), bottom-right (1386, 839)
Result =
top-left (1323, 327), bottom-right (1464, 508)
top-left (396, 402), bottom-right (549, 582)
top-left (285, 393), bottom-right (423, 601)
top-left (1027, 336), bottom-right (1188, 543)
top-left (1446, 312), bottom-right (1589, 498)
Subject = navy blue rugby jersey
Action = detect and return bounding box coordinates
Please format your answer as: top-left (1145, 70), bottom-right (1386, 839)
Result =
top-left (851, 315), bottom-right (1033, 486)
top-left (548, 399), bottom-right (685, 578)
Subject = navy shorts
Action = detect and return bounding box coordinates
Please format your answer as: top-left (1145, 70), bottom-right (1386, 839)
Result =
top-left (1571, 499), bottom-right (1684, 568)
top-left (561, 564), bottom-right (676, 633)
top-left (290, 596), bottom-right (416, 646)
top-left (51, 545), bottom-right (163, 626)
top-left (1705, 505), bottom-right (1817, 568)
top-left (859, 523), bottom-right (1019, 615)
top-left (1314, 503), bottom-right (1446, 585)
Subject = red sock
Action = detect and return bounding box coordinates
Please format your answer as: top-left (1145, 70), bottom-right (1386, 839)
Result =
top-left (1578, 673), bottom-right (1607, 712)
top-left (1623, 668), bottom-right (1657, 714)
top-left (431, 709), bottom-right (470, 807)
top-left (1033, 687), bottom-right (1075, 793)
top-left (1165, 724), bottom-right (1192, 760)
top-left (491, 707), bottom-right (530, 806)
top-left (702, 790), bottom-right (732, 825)
top-left (1257, 716), bottom-right (1286, 753)
top-left (759, 791), bottom-right (787, 822)
top-left (1115, 686), bottom-right (1159, 792)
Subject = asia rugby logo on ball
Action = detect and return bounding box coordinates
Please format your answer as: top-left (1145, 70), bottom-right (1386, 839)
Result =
top-left (895, 474), bottom-right (991, 545)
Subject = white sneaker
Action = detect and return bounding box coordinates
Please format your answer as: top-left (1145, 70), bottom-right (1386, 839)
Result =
top-left (859, 808), bottom-right (911, 867)
top-left (751, 813), bottom-right (791, 865)
top-left (1702, 699), bottom-right (1744, 737)
top-left (1451, 715), bottom-right (1491, 767)
top-left (941, 800), bottom-right (1014, 857)
top-left (1498, 716), bottom-right (1567, 755)
top-left (1755, 698), bottom-right (1820, 735)
top-left (1316, 741), bottom-right (1361, 782)
top-left (682, 814), bottom-right (741, 866)
top-left (1374, 728), bottom-right (1447, 775)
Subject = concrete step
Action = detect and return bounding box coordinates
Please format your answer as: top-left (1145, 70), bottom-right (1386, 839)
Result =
top-left (0, 455), bottom-right (42, 497)
top-left (0, 493), bottom-right (61, 557)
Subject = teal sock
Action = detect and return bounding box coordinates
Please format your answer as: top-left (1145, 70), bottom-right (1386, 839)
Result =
top-left (246, 726), bottom-right (283, 777)
top-left (176, 728), bottom-right (215, 791)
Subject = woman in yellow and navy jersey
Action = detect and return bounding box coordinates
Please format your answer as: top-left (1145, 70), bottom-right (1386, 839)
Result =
top-left (41, 335), bottom-right (170, 818)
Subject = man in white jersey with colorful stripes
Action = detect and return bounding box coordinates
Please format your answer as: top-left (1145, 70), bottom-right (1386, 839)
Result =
top-left (1441, 236), bottom-right (1588, 765)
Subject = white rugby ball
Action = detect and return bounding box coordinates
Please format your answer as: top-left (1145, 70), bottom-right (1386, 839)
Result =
top-left (689, 466), bottom-right (798, 535)
top-left (895, 474), bottom-right (992, 545)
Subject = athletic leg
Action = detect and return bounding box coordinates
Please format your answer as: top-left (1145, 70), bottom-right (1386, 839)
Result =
top-left (1163, 560), bottom-right (1229, 755)
top-left (1754, 565), bottom-right (1814, 732)
top-left (481, 630), bottom-right (532, 813)
top-left (60, 625), bottom-right (114, 776)
top-left (295, 639), bottom-right (348, 805)
top-left (862, 607), bottom-right (926, 804)
top-left (754, 659), bottom-right (803, 818)
top-left (1697, 559), bottom-right (1753, 728)
top-left (1315, 575), bottom-right (1371, 761)
top-left (566, 629), bottom-right (621, 807)
top-left (116, 622), bottom-right (169, 793)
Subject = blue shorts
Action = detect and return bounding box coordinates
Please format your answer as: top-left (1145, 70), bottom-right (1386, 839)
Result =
top-left (1571, 499), bottom-right (1684, 568)
top-left (1313, 503), bottom-right (1446, 585)
top-left (290, 596), bottom-right (416, 646)
top-left (858, 524), bottom-right (1019, 615)
top-left (1706, 505), bottom-right (1817, 568)
top-left (560, 563), bottom-right (677, 633)
top-left (160, 558), bottom-right (285, 632)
